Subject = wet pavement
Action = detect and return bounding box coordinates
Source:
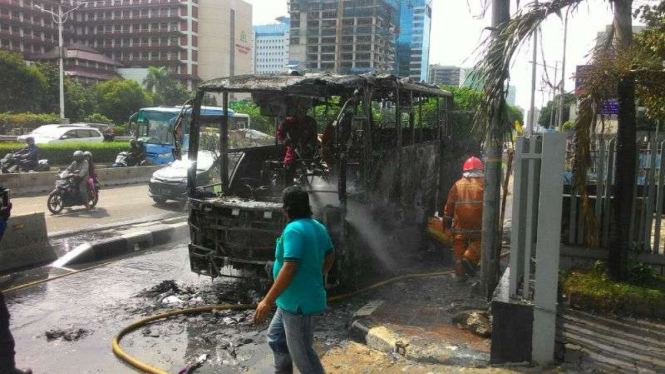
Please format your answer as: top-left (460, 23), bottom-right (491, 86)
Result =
top-left (11, 184), bottom-right (187, 235)
top-left (3, 240), bottom-right (357, 374)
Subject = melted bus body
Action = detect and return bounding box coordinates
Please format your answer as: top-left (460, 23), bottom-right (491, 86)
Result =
top-left (184, 74), bottom-right (454, 288)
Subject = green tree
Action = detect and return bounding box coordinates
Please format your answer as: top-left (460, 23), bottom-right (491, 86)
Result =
top-left (66, 81), bottom-right (98, 122)
top-left (538, 93), bottom-right (577, 129)
top-left (35, 63), bottom-right (61, 115)
top-left (95, 79), bottom-right (150, 124)
top-left (143, 66), bottom-right (190, 106)
top-left (0, 51), bottom-right (47, 113)
top-left (229, 100), bottom-right (274, 135)
top-left (84, 113), bottom-right (113, 124)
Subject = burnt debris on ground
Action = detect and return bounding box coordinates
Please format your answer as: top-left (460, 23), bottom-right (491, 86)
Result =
top-left (125, 278), bottom-right (359, 372)
top-left (45, 327), bottom-right (92, 342)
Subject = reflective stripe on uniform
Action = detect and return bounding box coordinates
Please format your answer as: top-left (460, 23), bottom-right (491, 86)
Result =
top-left (452, 228), bottom-right (482, 234)
top-left (453, 200), bottom-right (483, 205)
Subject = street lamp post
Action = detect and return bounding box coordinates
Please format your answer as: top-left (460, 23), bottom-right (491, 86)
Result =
top-left (35, 1), bottom-right (82, 121)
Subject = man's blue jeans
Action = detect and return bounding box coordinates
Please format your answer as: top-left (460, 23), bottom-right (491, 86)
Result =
top-left (267, 307), bottom-right (325, 374)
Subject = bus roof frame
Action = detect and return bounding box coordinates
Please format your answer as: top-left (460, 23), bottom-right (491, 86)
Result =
top-left (197, 73), bottom-right (452, 99)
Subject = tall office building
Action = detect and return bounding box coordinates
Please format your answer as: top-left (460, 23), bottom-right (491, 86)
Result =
top-left (288, 0), bottom-right (399, 74)
top-left (396, 0), bottom-right (431, 81)
top-left (0, 0), bottom-right (252, 88)
top-left (253, 16), bottom-right (290, 75)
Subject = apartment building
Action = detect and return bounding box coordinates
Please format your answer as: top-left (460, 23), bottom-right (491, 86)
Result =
top-left (0, 0), bottom-right (252, 88)
top-left (253, 16), bottom-right (289, 75)
top-left (288, 0), bottom-right (399, 74)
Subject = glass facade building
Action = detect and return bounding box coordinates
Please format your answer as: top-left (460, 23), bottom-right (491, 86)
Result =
top-left (396, 0), bottom-right (432, 81)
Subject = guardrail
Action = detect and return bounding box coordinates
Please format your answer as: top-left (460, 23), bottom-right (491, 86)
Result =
top-left (0, 165), bottom-right (164, 195)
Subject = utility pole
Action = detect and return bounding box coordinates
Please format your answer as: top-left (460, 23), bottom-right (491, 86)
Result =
top-left (527, 0), bottom-right (539, 134)
top-left (556, 10), bottom-right (570, 131)
top-left (35, 1), bottom-right (82, 121)
top-left (479, 0), bottom-right (510, 300)
top-left (549, 61), bottom-right (559, 129)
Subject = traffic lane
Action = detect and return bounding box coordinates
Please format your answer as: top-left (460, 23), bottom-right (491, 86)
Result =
top-left (6, 242), bottom-right (267, 374)
top-left (10, 184), bottom-right (187, 234)
top-left (6, 240), bottom-right (355, 374)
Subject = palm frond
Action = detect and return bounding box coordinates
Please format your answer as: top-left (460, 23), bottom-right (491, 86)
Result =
top-left (472, 0), bottom-right (585, 144)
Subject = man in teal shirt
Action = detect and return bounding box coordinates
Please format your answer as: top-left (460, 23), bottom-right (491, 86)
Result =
top-left (254, 186), bottom-right (334, 374)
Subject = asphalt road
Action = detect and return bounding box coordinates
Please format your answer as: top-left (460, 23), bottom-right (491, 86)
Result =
top-left (3, 241), bottom-right (278, 374)
top-left (11, 184), bottom-right (187, 235)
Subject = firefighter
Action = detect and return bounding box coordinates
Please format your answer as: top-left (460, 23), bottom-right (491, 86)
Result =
top-left (277, 100), bottom-right (318, 184)
top-left (444, 156), bottom-right (484, 281)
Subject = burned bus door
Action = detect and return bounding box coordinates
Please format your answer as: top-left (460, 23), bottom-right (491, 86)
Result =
top-left (220, 92), bottom-right (229, 194)
top-left (187, 91), bottom-right (204, 197)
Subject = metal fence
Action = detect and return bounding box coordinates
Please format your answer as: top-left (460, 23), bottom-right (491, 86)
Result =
top-left (565, 135), bottom-right (665, 255)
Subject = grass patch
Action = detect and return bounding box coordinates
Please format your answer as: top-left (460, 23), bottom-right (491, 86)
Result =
top-left (561, 261), bottom-right (665, 318)
top-left (0, 141), bottom-right (129, 165)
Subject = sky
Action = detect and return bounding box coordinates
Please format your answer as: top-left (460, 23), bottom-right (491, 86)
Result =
top-left (242, 0), bottom-right (651, 117)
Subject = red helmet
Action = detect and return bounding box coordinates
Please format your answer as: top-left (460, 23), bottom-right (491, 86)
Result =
top-left (463, 156), bottom-right (484, 172)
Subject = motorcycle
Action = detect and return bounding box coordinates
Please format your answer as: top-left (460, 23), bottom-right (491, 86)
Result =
top-left (47, 171), bottom-right (99, 214)
top-left (0, 153), bottom-right (50, 173)
top-left (113, 151), bottom-right (148, 167)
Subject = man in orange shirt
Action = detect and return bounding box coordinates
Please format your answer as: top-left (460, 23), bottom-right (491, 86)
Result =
top-left (444, 157), bottom-right (484, 281)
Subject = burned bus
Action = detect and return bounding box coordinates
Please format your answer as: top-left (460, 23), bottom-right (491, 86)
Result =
top-left (184, 73), bottom-right (454, 288)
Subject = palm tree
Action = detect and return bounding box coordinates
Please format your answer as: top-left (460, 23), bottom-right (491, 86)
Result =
top-left (143, 66), bottom-right (170, 94)
top-left (473, 0), bottom-right (639, 281)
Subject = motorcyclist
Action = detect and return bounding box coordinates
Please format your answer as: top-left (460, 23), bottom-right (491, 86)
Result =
top-left (66, 151), bottom-right (90, 208)
top-left (1, 137), bottom-right (38, 173)
top-left (83, 151), bottom-right (98, 192)
top-left (127, 139), bottom-right (145, 166)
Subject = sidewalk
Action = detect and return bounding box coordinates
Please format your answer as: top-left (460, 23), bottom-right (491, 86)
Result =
top-left (349, 271), bottom-right (492, 367)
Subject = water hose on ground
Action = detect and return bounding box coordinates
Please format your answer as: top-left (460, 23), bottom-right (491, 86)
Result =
top-left (2, 247), bottom-right (508, 374)
top-left (111, 269), bottom-right (456, 374)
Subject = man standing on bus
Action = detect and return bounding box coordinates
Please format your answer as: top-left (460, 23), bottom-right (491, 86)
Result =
top-left (444, 157), bottom-right (484, 281)
top-left (277, 100), bottom-right (318, 184)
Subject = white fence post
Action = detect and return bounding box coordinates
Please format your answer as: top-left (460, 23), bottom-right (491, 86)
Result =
top-left (531, 133), bottom-right (566, 363)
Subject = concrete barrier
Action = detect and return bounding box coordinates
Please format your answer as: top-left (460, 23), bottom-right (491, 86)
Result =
top-left (0, 165), bottom-right (164, 195)
top-left (0, 212), bottom-right (56, 273)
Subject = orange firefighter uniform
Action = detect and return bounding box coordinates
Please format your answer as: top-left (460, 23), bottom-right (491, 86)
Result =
top-left (444, 157), bottom-right (484, 278)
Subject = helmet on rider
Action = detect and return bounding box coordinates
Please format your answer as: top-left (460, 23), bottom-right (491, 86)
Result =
top-left (25, 136), bottom-right (35, 145)
top-left (462, 156), bottom-right (483, 172)
top-left (83, 151), bottom-right (93, 160)
top-left (73, 150), bottom-right (84, 162)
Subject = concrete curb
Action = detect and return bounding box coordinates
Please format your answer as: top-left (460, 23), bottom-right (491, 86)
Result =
top-left (49, 213), bottom-right (187, 239)
top-left (53, 221), bottom-right (189, 268)
top-left (349, 300), bottom-right (490, 367)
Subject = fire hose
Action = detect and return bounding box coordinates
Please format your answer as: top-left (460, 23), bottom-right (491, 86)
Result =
top-left (2, 247), bottom-right (507, 374)
top-left (111, 249), bottom-right (511, 374)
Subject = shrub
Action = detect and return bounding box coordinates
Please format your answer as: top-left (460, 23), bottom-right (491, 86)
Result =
top-left (0, 141), bottom-right (129, 165)
top-left (112, 123), bottom-right (132, 136)
top-left (83, 113), bottom-right (113, 124)
top-left (562, 120), bottom-right (574, 131)
top-left (0, 112), bottom-right (63, 135)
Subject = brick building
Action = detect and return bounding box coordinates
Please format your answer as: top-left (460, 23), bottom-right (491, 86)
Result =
top-left (0, 0), bottom-right (252, 88)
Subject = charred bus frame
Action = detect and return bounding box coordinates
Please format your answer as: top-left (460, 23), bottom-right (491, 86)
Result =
top-left (185, 73), bottom-right (453, 287)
